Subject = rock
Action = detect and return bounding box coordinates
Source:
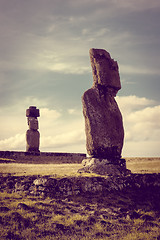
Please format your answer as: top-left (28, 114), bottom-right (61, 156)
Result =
top-left (26, 106), bottom-right (40, 118)
top-left (0, 206), bottom-right (10, 212)
top-left (28, 117), bottom-right (39, 130)
top-left (26, 129), bottom-right (40, 152)
top-left (82, 48), bottom-right (124, 160)
top-left (6, 231), bottom-right (21, 240)
top-left (26, 106), bottom-right (40, 153)
top-left (129, 211), bottom-right (141, 219)
top-left (10, 212), bottom-right (30, 229)
top-left (82, 158), bottom-right (110, 167)
top-left (141, 214), bottom-right (154, 221)
top-left (81, 177), bottom-right (104, 193)
top-left (89, 48), bottom-right (121, 90)
top-left (79, 158), bottom-right (129, 176)
top-left (17, 203), bottom-right (31, 211)
top-left (58, 178), bottom-right (73, 197)
top-left (1, 174), bottom-right (160, 200)
top-left (33, 177), bottom-right (48, 186)
top-left (89, 163), bottom-right (122, 176)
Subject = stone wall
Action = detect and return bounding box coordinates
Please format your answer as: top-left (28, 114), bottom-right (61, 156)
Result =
top-left (0, 151), bottom-right (86, 164)
top-left (0, 173), bottom-right (160, 198)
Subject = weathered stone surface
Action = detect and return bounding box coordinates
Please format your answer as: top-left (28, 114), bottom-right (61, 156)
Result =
top-left (79, 158), bottom-right (129, 176)
top-left (1, 174), bottom-right (160, 198)
top-left (89, 48), bottom-right (121, 90)
top-left (26, 129), bottom-right (40, 152)
top-left (26, 106), bottom-right (40, 118)
top-left (28, 117), bottom-right (39, 130)
top-left (82, 48), bottom-right (124, 160)
top-left (26, 106), bottom-right (40, 153)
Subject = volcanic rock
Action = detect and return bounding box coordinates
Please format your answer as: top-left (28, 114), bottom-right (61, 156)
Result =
top-left (82, 48), bottom-right (124, 160)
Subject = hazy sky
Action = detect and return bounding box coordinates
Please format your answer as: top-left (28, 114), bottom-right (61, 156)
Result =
top-left (0, 0), bottom-right (160, 157)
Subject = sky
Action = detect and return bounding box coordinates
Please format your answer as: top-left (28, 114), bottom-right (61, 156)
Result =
top-left (0, 0), bottom-right (160, 157)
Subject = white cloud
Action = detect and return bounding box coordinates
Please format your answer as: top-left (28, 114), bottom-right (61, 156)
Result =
top-left (116, 95), bottom-right (155, 113)
top-left (68, 109), bottom-right (76, 114)
top-left (116, 96), bottom-right (160, 156)
top-left (41, 129), bottom-right (85, 150)
top-left (0, 100), bottom-right (85, 152)
top-left (119, 64), bottom-right (160, 76)
top-left (125, 105), bottom-right (160, 141)
top-left (40, 108), bottom-right (61, 122)
top-left (123, 141), bottom-right (160, 157)
top-left (67, 108), bottom-right (82, 115)
top-left (0, 134), bottom-right (25, 151)
top-left (40, 109), bottom-right (86, 152)
top-left (0, 95), bottom-right (160, 156)
top-left (0, 0), bottom-right (159, 77)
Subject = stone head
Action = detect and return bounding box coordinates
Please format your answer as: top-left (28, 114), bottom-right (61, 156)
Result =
top-left (89, 48), bottom-right (121, 91)
top-left (28, 117), bottom-right (39, 130)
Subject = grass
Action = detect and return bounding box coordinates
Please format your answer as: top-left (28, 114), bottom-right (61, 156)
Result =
top-left (126, 157), bottom-right (160, 174)
top-left (0, 163), bottom-right (80, 176)
top-left (0, 157), bottom-right (160, 239)
top-left (0, 158), bottom-right (16, 163)
top-left (0, 188), bottom-right (160, 240)
top-left (0, 157), bottom-right (160, 176)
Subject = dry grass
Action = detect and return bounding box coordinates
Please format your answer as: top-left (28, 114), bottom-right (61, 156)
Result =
top-left (126, 157), bottom-right (160, 174)
top-left (0, 157), bottom-right (160, 176)
top-left (0, 189), bottom-right (160, 240)
top-left (0, 163), bottom-right (81, 176)
top-left (0, 157), bottom-right (160, 239)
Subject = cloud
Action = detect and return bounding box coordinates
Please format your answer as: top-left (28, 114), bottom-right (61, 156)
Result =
top-left (116, 96), bottom-right (160, 157)
top-left (41, 129), bottom-right (85, 150)
top-left (40, 108), bottom-right (61, 122)
top-left (67, 108), bottom-right (82, 115)
top-left (125, 105), bottom-right (160, 141)
top-left (0, 103), bottom-right (85, 152)
top-left (119, 64), bottom-right (160, 76)
top-left (40, 108), bottom-right (85, 152)
top-left (0, 0), bottom-right (160, 156)
top-left (0, 95), bottom-right (160, 156)
top-left (0, 134), bottom-right (25, 151)
top-left (116, 96), bottom-right (160, 156)
top-left (122, 140), bottom-right (160, 157)
top-left (112, 0), bottom-right (160, 11)
top-left (0, 0), bottom-right (160, 79)
top-left (116, 95), bottom-right (155, 113)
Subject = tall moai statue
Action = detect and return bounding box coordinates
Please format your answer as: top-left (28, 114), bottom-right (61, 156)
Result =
top-left (80, 48), bottom-right (127, 175)
top-left (26, 106), bottom-right (40, 153)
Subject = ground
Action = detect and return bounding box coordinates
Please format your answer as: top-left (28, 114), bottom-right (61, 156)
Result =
top-left (0, 157), bottom-right (160, 239)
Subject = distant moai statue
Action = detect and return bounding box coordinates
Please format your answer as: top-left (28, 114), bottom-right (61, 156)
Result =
top-left (26, 106), bottom-right (40, 153)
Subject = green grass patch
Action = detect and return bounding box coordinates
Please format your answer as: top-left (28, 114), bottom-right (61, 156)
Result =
top-left (0, 189), bottom-right (160, 240)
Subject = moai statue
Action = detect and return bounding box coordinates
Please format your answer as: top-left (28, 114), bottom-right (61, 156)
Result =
top-left (80, 49), bottom-right (127, 175)
top-left (26, 106), bottom-right (40, 153)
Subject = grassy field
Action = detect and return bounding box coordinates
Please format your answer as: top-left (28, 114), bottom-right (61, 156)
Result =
top-left (0, 187), bottom-right (160, 239)
top-left (125, 157), bottom-right (160, 174)
top-left (0, 157), bottom-right (160, 239)
top-left (0, 157), bottom-right (160, 176)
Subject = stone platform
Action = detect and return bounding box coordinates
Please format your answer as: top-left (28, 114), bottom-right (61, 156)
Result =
top-left (0, 173), bottom-right (160, 198)
top-left (78, 157), bottom-right (131, 176)
top-left (0, 151), bottom-right (86, 164)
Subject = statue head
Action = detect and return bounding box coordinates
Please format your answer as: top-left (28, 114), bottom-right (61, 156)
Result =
top-left (89, 48), bottom-right (121, 92)
top-left (28, 117), bottom-right (39, 130)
